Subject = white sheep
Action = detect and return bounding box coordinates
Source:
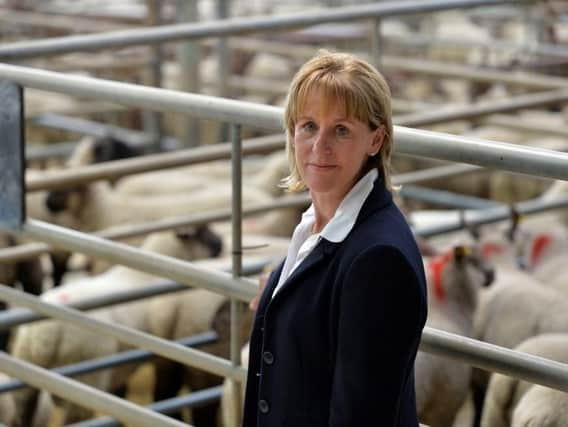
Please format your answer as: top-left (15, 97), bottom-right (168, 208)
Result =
top-left (0, 373), bottom-right (15, 426)
top-left (471, 281), bottom-right (568, 425)
top-left (481, 333), bottom-right (568, 427)
top-left (416, 244), bottom-right (494, 427)
top-left (10, 227), bottom-right (222, 424)
top-left (512, 384), bottom-right (568, 427)
top-left (45, 180), bottom-right (273, 232)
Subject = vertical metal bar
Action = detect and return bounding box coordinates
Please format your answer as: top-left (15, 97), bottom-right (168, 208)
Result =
top-left (143, 0), bottom-right (164, 153)
top-left (230, 123), bottom-right (243, 426)
top-left (177, 0), bottom-right (200, 147)
top-left (217, 0), bottom-right (230, 143)
top-left (370, 18), bottom-right (382, 71)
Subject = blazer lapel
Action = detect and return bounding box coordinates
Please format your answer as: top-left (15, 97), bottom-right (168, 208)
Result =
top-left (270, 238), bottom-right (338, 304)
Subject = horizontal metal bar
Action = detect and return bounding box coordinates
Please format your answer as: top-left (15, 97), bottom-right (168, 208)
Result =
top-left (0, 257), bottom-right (271, 330)
top-left (421, 327), bottom-right (568, 393)
top-left (21, 220), bottom-right (257, 303)
top-left (26, 133), bottom-right (285, 191)
top-left (68, 386), bottom-right (223, 427)
top-left (383, 56), bottom-right (568, 91)
top-left (217, 37), bottom-right (568, 90)
top-left (394, 89), bottom-right (568, 127)
top-left (0, 0), bottom-right (511, 60)
top-left (414, 194), bottom-right (568, 237)
top-left (0, 351), bottom-right (187, 427)
top-left (399, 185), bottom-right (503, 209)
top-left (0, 195), bottom-right (309, 262)
top-left (393, 127), bottom-right (568, 181)
top-left (393, 163), bottom-right (483, 185)
top-left (0, 63), bottom-right (283, 131)
top-left (0, 333), bottom-right (217, 394)
top-left (1, 63), bottom-right (567, 183)
top-left (0, 283), bottom-right (248, 381)
top-left (484, 114), bottom-right (568, 140)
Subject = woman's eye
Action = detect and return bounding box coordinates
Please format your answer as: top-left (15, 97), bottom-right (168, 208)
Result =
top-left (301, 122), bottom-right (316, 132)
top-left (336, 125), bottom-right (349, 137)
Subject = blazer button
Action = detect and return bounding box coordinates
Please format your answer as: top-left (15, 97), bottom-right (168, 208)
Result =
top-left (258, 399), bottom-right (270, 414)
top-left (263, 351), bottom-right (274, 365)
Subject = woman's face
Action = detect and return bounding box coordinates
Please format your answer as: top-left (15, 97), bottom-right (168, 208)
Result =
top-left (293, 86), bottom-right (383, 204)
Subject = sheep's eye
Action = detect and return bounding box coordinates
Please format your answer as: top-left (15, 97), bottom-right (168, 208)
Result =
top-left (336, 125), bottom-right (349, 137)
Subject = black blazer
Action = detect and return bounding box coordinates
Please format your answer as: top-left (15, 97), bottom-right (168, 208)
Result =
top-left (243, 178), bottom-right (428, 427)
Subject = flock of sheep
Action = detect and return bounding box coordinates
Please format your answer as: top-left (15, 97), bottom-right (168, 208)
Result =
top-left (2, 2), bottom-right (568, 427)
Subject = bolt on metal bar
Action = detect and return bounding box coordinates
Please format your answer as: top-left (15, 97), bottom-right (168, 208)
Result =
top-left (420, 327), bottom-right (568, 393)
top-left (0, 351), bottom-right (188, 427)
top-left (0, 257), bottom-right (272, 330)
top-left (0, 283), bottom-right (248, 381)
top-left (68, 386), bottom-right (223, 427)
top-left (0, 0), bottom-right (512, 60)
top-left (0, 333), bottom-right (217, 394)
top-left (26, 133), bottom-right (285, 192)
top-left (394, 89), bottom-right (568, 127)
top-left (1, 63), bottom-right (567, 182)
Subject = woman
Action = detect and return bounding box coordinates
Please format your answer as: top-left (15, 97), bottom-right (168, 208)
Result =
top-left (243, 51), bottom-right (427, 427)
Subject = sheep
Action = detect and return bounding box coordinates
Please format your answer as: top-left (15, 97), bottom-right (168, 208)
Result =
top-left (512, 385), bottom-right (568, 427)
top-left (44, 180), bottom-right (274, 232)
top-left (114, 150), bottom-right (288, 198)
top-left (10, 226), bottom-right (222, 425)
top-left (416, 244), bottom-right (494, 427)
top-left (0, 373), bottom-right (15, 426)
top-left (481, 333), bottom-right (568, 427)
top-left (471, 281), bottom-right (568, 426)
top-left (220, 342), bottom-right (250, 427)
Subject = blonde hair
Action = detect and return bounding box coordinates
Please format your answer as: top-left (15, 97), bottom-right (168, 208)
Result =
top-left (281, 50), bottom-right (394, 192)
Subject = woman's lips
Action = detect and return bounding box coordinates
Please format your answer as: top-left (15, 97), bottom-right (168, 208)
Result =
top-left (308, 163), bottom-right (336, 170)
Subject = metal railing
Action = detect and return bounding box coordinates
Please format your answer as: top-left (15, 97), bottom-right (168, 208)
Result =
top-left (2, 63), bottom-right (568, 182)
top-left (0, 0), bottom-right (514, 60)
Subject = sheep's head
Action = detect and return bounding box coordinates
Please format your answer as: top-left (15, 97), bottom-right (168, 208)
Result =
top-left (140, 226), bottom-right (223, 263)
top-left (44, 185), bottom-right (88, 217)
top-left (175, 225), bottom-right (223, 259)
top-left (427, 244), bottom-right (494, 311)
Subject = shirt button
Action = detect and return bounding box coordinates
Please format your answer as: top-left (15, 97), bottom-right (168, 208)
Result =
top-left (263, 351), bottom-right (274, 365)
top-left (258, 399), bottom-right (270, 414)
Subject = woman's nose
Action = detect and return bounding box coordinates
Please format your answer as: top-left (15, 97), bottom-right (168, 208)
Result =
top-left (312, 129), bottom-right (332, 153)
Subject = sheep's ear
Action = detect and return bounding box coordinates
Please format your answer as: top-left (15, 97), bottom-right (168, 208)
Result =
top-left (453, 245), bottom-right (471, 262)
top-left (174, 226), bottom-right (198, 240)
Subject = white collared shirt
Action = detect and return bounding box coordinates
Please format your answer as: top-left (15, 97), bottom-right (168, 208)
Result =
top-left (272, 169), bottom-right (378, 297)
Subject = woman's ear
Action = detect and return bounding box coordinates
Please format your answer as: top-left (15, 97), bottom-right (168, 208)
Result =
top-left (368, 125), bottom-right (385, 156)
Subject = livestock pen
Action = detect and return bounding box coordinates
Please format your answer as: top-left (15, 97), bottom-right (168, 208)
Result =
top-left (2, 0), bottom-right (568, 426)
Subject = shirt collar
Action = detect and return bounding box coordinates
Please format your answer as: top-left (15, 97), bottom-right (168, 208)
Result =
top-left (300, 169), bottom-right (378, 243)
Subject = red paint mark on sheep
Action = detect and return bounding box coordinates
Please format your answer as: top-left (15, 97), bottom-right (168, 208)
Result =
top-left (428, 252), bottom-right (453, 303)
top-left (530, 234), bottom-right (552, 269)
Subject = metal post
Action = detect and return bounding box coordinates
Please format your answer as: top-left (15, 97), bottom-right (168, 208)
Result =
top-left (217, 0), bottom-right (230, 143)
top-left (230, 123), bottom-right (243, 426)
top-left (177, 0), bottom-right (200, 147)
top-left (370, 18), bottom-right (383, 71)
top-left (143, 0), bottom-right (165, 153)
